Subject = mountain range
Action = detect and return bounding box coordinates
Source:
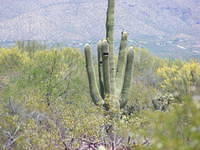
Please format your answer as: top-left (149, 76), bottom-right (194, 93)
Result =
top-left (0, 0), bottom-right (200, 58)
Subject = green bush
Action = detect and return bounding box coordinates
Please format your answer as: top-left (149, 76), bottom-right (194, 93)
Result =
top-left (0, 47), bottom-right (199, 149)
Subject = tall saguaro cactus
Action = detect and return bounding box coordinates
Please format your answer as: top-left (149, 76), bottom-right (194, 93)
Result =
top-left (84, 0), bottom-right (134, 111)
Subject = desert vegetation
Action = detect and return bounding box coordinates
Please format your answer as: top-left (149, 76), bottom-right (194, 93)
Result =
top-left (0, 0), bottom-right (200, 150)
top-left (0, 42), bottom-right (199, 150)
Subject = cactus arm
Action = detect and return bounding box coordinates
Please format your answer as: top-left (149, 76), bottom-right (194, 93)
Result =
top-left (116, 32), bottom-right (128, 95)
top-left (84, 44), bottom-right (104, 105)
top-left (119, 32), bottom-right (128, 52)
top-left (106, 0), bottom-right (116, 96)
top-left (97, 41), bottom-right (105, 98)
top-left (102, 40), bottom-right (111, 95)
top-left (120, 47), bottom-right (134, 108)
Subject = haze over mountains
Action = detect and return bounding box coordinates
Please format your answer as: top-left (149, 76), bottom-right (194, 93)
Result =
top-left (0, 0), bottom-right (200, 58)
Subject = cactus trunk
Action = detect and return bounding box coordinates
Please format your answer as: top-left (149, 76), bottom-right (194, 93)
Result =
top-left (106, 0), bottom-right (116, 96)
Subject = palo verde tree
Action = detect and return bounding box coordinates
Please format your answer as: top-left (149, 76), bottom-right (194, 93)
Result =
top-left (84, 0), bottom-right (134, 112)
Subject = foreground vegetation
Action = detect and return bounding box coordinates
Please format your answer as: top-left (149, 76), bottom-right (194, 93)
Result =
top-left (0, 46), bottom-right (199, 149)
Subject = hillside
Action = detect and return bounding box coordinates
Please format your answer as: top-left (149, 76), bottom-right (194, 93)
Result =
top-left (0, 0), bottom-right (200, 58)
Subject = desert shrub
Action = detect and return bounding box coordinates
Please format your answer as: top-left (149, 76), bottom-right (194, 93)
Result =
top-left (20, 48), bottom-right (85, 104)
top-left (157, 61), bottom-right (200, 97)
top-left (133, 48), bottom-right (164, 87)
top-left (113, 97), bottom-right (200, 150)
top-left (0, 47), bottom-right (199, 149)
top-left (126, 82), bottom-right (157, 114)
top-left (0, 48), bottom-right (30, 74)
top-left (152, 93), bottom-right (175, 111)
top-left (140, 97), bottom-right (200, 150)
top-left (0, 47), bottom-right (104, 149)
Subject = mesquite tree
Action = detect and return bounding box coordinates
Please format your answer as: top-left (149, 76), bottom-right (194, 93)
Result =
top-left (84, 0), bottom-right (134, 112)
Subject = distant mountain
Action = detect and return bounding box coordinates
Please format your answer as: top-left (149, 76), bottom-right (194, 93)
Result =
top-left (0, 0), bottom-right (200, 58)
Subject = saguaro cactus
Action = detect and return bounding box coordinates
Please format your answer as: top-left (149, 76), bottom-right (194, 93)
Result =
top-left (84, 0), bottom-right (134, 111)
